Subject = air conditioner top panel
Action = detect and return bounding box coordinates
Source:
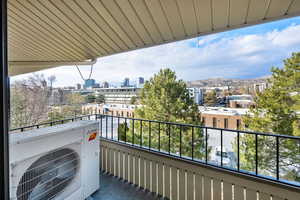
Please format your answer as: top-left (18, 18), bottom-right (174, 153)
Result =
top-left (10, 121), bottom-right (99, 145)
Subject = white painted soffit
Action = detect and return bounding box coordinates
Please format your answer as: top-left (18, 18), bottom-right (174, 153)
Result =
top-left (8, 0), bottom-right (300, 76)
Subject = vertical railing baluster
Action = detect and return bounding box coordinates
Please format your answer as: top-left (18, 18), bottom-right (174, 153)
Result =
top-left (255, 134), bottom-right (258, 175)
top-left (237, 131), bottom-right (240, 171)
top-left (111, 116), bottom-right (113, 140)
top-left (168, 123), bottom-right (171, 155)
top-left (117, 116), bottom-right (120, 141)
top-left (125, 118), bottom-right (127, 143)
top-left (192, 126), bottom-right (194, 160)
top-left (132, 119), bottom-right (135, 146)
top-left (205, 128), bottom-right (208, 163)
top-left (140, 120), bottom-right (143, 147)
top-left (158, 122), bottom-right (161, 151)
top-left (149, 121), bottom-right (151, 150)
top-left (221, 129), bottom-right (223, 166)
top-left (276, 136), bottom-right (280, 180)
top-left (106, 115), bottom-right (108, 138)
top-left (180, 125), bottom-right (182, 157)
top-left (100, 115), bottom-right (103, 137)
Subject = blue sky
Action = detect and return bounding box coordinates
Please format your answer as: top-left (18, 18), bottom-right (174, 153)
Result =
top-left (12, 16), bottom-right (300, 87)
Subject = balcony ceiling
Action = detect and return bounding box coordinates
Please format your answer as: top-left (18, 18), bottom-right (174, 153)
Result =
top-left (8, 0), bottom-right (300, 75)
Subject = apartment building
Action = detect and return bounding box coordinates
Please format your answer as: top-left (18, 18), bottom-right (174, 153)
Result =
top-left (227, 95), bottom-right (255, 108)
top-left (199, 106), bottom-right (249, 130)
top-left (94, 87), bottom-right (141, 104)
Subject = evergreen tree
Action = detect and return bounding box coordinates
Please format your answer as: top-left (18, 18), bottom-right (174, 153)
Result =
top-left (240, 53), bottom-right (300, 180)
top-left (119, 69), bottom-right (207, 159)
top-left (244, 53), bottom-right (300, 135)
top-left (130, 96), bottom-right (138, 105)
top-left (96, 94), bottom-right (105, 104)
top-left (85, 94), bottom-right (96, 103)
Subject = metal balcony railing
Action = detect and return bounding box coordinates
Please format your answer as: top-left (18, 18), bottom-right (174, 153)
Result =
top-left (98, 114), bottom-right (300, 189)
top-left (9, 114), bottom-right (96, 132)
top-left (11, 114), bottom-right (300, 188)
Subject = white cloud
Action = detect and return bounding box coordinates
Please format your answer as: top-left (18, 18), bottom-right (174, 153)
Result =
top-left (197, 34), bottom-right (220, 46)
top-left (11, 23), bottom-right (300, 86)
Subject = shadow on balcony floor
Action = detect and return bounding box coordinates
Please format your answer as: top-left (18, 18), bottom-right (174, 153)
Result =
top-left (92, 172), bottom-right (161, 200)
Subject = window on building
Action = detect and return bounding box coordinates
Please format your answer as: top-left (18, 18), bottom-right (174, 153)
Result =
top-left (213, 117), bottom-right (217, 128)
top-left (224, 118), bottom-right (228, 129)
top-left (237, 119), bottom-right (241, 130)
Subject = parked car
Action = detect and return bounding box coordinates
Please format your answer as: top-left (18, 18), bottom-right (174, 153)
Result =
top-left (212, 146), bottom-right (231, 167)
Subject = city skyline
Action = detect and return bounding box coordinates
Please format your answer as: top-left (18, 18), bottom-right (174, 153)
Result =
top-left (11, 16), bottom-right (300, 87)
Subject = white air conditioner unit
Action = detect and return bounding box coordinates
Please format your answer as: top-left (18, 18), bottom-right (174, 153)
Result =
top-left (9, 120), bottom-right (100, 200)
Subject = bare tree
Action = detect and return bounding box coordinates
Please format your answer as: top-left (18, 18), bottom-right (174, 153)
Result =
top-left (10, 74), bottom-right (54, 129)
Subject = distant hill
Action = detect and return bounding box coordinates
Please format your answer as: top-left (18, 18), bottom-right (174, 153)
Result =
top-left (186, 77), bottom-right (270, 88)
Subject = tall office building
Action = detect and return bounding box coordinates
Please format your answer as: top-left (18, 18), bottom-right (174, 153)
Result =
top-left (84, 79), bottom-right (96, 88)
top-left (123, 78), bottom-right (130, 87)
top-left (187, 88), bottom-right (204, 105)
top-left (103, 81), bottom-right (109, 88)
top-left (137, 77), bottom-right (144, 88)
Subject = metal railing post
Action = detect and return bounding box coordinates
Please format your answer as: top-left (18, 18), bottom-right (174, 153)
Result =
top-left (237, 131), bottom-right (240, 171)
top-left (221, 129), bottom-right (223, 166)
top-left (168, 124), bottom-right (171, 155)
top-left (149, 121), bottom-right (151, 150)
top-left (192, 126), bottom-right (194, 160)
top-left (255, 134), bottom-right (258, 175)
top-left (100, 115), bottom-right (103, 137)
top-left (125, 118), bottom-right (127, 143)
top-left (117, 116), bottom-right (120, 141)
top-left (111, 115), bottom-right (113, 140)
top-left (106, 115), bottom-right (108, 138)
top-left (180, 125), bottom-right (182, 157)
top-left (132, 119), bottom-right (135, 146)
top-left (205, 128), bottom-right (208, 163)
top-left (140, 120), bottom-right (142, 147)
top-left (276, 136), bottom-right (280, 180)
top-left (158, 122), bottom-right (161, 151)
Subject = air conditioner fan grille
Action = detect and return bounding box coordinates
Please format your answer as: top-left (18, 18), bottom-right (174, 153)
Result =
top-left (16, 148), bottom-right (79, 200)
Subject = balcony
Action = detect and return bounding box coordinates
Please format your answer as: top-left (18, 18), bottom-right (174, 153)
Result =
top-left (2, 1), bottom-right (300, 199)
top-left (11, 114), bottom-right (300, 200)
top-left (93, 172), bottom-right (159, 200)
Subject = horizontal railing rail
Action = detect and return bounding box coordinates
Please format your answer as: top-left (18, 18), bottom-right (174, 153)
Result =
top-left (99, 114), bottom-right (300, 140)
top-left (9, 114), bottom-right (97, 132)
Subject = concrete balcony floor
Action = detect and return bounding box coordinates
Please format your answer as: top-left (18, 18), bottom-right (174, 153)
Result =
top-left (92, 172), bottom-right (161, 200)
